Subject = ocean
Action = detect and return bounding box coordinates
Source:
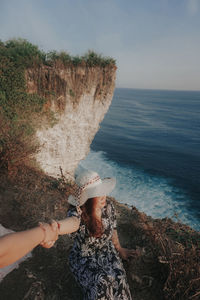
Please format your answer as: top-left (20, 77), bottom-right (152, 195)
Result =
top-left (81, 88), bottom-right (200, 231)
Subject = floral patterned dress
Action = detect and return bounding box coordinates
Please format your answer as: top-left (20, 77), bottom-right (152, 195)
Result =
top-left (67, 199), bottom-right (132, 300)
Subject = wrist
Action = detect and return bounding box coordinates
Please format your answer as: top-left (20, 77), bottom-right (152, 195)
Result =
top-left (38, 223), bottom-right (47, 244)
top-left (55, 221), bottom-right (61, 234)
top-left (115, 243), bottom-right (122, 252)
top-left (118, 246), bottom-right (123, 253)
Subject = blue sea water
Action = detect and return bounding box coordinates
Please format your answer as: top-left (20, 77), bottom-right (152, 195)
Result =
top-left (81, 88), bottom-right (200, 231)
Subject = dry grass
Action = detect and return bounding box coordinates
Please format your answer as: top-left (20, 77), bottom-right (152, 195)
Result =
top-left (0, 167), bottom-right (199, 299)
top-left (137, 211), bottom-right (200, 300)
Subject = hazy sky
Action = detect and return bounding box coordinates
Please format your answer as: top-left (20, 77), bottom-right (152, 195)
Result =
top-left (0, 0), bottom-right (200, 91)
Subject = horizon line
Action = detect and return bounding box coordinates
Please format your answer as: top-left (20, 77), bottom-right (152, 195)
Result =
top-left (115, 86), bottom-right (200, 93)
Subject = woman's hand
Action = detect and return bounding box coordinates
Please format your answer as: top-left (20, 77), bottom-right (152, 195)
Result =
top-left (39, 221), bottom-right (59, 248)
top-left (118, 247), bottom-right (139, 261)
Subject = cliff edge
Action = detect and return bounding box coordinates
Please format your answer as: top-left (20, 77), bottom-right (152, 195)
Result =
top-left (26, 63), bottom-right (116, 178)
top-left (0, 166), bottom-right (199, 300)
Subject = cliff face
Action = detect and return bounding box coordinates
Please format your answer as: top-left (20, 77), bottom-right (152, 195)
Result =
top-left (25, 63), bottom-right (116, 178)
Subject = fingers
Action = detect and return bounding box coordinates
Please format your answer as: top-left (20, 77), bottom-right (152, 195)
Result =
top-left (129, 250), bottom-right (137, 256)
top-left (41, 240), bottom-right (55, 249)
top-left (125, 249), bottom-right (140, 259)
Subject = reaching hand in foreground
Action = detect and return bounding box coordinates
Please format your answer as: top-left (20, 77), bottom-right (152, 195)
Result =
top-left (0, 221), bottom-right (58, 268)
top-left (118, 247), bottom-right (140, 261)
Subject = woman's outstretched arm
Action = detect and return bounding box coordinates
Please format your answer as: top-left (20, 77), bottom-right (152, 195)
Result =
top-left (112, 229), bottom-right (138, 260)
top-left (0, 223), bottom-right (58, 268)
top-left (56, 216), bottom-right (80, 235)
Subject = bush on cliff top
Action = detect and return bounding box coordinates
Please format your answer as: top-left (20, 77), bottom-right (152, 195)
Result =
top-left (45, 49), bottom-right (116, 67)
top-left (0, 38), bottom-right (116, 67)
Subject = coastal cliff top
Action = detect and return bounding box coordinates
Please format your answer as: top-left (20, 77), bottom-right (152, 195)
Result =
top-left (0, 166), bottom-right (199, 300)
top-left (0, 38), bottom-right (116, 114)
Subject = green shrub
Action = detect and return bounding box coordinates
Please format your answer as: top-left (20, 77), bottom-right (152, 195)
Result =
top-left (0, 39), bottom-right (48, 171)
top-left (0, 111), bottom-right (38, 173)
top-left (58, 51), bottom-right (72, 64)
top-left (1, 38), bottom-right (45, 67)
top-left (44, 48), bottom-right (116, 67)
top-left (46, 50), bottom-right (72, 66)
top-left (82, 50), bottom-right (116, 67)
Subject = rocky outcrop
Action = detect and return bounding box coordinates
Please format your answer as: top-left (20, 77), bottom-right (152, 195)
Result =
top-left (25, 63), bottom-right (116, 178)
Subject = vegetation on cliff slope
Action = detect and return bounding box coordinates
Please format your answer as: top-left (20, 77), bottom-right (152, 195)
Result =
top-left (0, 38), bottom-right (116, 173)
top-left (0, 39), bottom-right (49, 172)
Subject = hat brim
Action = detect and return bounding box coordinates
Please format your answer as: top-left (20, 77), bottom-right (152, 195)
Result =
top-left (68, 177), bottom-right (116, 207)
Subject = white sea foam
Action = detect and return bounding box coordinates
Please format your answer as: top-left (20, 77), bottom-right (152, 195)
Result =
top-left (80, 150), bottom-right (199, 230)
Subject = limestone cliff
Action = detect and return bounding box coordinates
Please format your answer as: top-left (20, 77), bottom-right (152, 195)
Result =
top-left (25, 63), bottom-right (116, 178)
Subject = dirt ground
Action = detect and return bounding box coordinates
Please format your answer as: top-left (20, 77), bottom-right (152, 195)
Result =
top-left (0, 166), bottom-right (199, 299)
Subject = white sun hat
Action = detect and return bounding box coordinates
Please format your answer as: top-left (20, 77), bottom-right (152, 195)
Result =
top-left (68, 168), bottom-right (116, 207)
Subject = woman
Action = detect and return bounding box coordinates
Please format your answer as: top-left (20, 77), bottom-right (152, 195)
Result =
top-left (56, 168), bottom-right (136, 300)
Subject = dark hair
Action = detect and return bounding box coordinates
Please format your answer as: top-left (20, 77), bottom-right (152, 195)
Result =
top-left (81, 198), bottom-right (103, 238)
